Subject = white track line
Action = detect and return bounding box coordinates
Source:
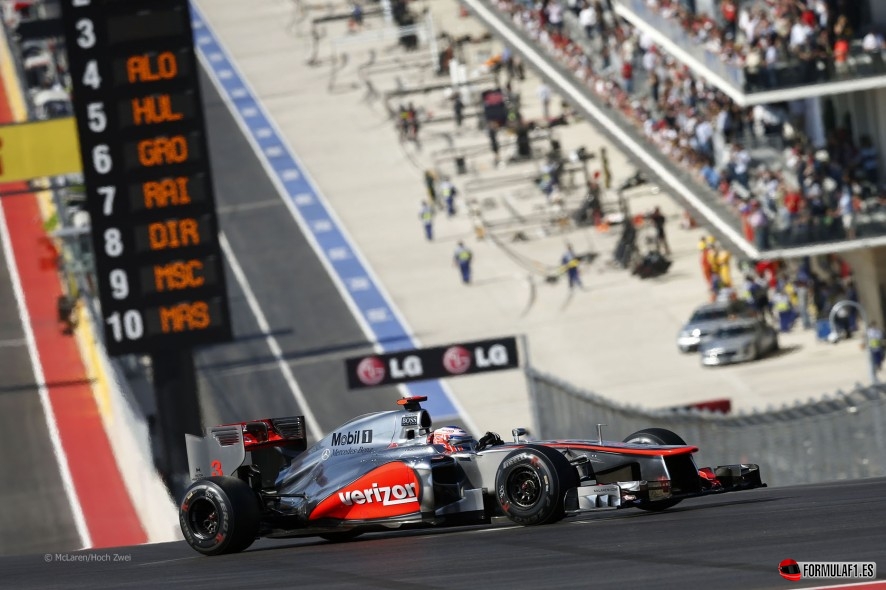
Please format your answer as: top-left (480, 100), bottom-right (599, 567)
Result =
top-left (218, 232), bottom-right (324, 441)
top-left (0, 201), bottom-right (91, 549)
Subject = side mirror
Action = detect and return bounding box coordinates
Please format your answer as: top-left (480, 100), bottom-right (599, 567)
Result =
top-left (512, 427), bottom-right (529, 442)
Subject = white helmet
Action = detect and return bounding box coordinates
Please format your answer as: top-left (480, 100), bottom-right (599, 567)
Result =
top-left (430, 426), bottom-right (476, 451)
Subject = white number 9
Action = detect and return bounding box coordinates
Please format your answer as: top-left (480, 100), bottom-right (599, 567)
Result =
top-left (109, 269), bottom-right (129, 300)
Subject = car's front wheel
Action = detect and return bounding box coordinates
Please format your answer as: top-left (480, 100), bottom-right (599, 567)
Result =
top-left (622, 429), bottom-right (686, 512)
top-left (180, 476), bottom-right (261, 556)
top-left (748, 343), bottom-right (758, 360)
top-left (495, 445), bottom-right (578, 526)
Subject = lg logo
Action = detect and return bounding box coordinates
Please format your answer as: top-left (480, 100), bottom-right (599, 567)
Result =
top-left (356, 355), bottom-right (424, 385)
top-left (442, 344), bottom-right (509, 374)
top-left (356, 356), bottom-right (385, 386)
top-left (390, 355), bottom-right (423, 379)
top-left (442, 346), bottom-right (471, 374)
top-left (352, 340), bottom-right (514, 386)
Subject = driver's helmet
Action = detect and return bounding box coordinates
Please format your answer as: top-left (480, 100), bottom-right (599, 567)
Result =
top-left (429, 426), bottom-right (476, 452)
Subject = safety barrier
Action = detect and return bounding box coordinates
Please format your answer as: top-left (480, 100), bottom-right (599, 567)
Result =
top-left (75, 297), bottom-right (181, 542)
top-left (526, 367), bottom-right (886, 487)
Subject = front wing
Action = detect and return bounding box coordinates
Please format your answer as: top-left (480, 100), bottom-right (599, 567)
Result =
top-left (564, 463), bottom-right (765, 513)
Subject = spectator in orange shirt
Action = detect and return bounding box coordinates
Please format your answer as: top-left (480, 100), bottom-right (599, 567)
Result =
top-left (834, 35), bottom-right (850, 73)
top-left (699, 236), bottom-right (713, 288)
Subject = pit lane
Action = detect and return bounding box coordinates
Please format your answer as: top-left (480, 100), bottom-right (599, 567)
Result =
top-left (4, 477), bottom-right (883, 589)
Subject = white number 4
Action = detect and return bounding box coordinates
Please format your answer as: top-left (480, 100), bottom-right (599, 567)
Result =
top-left (82, 60), bottom-right (101, 89)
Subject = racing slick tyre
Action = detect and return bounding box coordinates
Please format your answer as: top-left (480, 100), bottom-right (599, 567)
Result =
top-left (622, 428), bottom-right (687, 446)
top-left (622, 428), bottom-right (686, 512)
top-left (495, 445), bottom-right (579, 526)
top-left (180, 476), bottom-right (261, 556)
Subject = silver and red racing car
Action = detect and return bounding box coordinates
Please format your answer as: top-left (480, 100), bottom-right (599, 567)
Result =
top-left (180, 396), bottom-right (764, 555)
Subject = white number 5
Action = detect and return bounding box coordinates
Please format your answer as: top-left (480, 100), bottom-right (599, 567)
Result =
top-left (87, 102), bottom-right (106, 133)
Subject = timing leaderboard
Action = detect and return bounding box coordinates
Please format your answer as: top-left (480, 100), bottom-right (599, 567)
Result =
top-left (61, 0), bottom-right (232, 356)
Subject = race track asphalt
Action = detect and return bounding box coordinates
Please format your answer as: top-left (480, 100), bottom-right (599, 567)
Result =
top-left (3, 477), bottom-right (885, 589)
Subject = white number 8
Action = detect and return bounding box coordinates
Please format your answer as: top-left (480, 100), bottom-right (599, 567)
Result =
top-left (104, 228), bottom-right (123, 257)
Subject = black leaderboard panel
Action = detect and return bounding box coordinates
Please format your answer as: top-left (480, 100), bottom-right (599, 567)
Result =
top-left (61, 0), bottom-right (232, 355)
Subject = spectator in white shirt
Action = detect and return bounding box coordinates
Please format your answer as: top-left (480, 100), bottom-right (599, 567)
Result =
top-left (789, 20), bottom-right (813, 51)
top-left (579, 2), bottom-right (597, 39)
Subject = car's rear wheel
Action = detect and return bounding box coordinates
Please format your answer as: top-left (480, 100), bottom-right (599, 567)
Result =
top-left (495, 445), bottom-right (579, 526)
top-left (180, 476), bottom-right (261, 556)
top-left (622, 428), bottom-right (686, 512)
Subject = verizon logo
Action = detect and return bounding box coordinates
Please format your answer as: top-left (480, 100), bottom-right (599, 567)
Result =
top-left (338, 482), bottom-right (418, 506)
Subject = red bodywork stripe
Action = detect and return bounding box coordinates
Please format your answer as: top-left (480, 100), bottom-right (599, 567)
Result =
top-left (545, 442), bottom-right (699, 456)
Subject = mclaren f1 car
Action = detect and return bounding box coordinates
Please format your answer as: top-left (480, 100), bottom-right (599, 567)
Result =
top-left (180, 396), bottom-right (764, 555)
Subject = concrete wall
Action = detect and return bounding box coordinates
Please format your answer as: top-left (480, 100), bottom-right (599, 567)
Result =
top-left (843, 246), bottom-right (886, 329)
top-left (826, 87), bottom-right (886, 194)
top-left (866, 0), bottom-right (886, 28)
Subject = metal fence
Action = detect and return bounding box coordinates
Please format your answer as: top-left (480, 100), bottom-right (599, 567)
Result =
top-left (526, 367), bottom-right (886, 487)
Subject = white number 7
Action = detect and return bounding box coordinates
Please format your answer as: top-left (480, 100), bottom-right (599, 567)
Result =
top-left (98, 186), bottom-right (115, 216)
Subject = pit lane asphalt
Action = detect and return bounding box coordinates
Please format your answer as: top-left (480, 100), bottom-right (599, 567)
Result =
top-left (4, 477), bottom-right (884, 589)
top-left (0, 210), bottom-right (80, 555)
top-left (192, 65), bottom-right (409, 432)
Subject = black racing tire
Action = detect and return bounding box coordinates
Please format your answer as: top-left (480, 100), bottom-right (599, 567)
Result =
top-left (622, 428), bottom-right (686, 511)
top-left (495, 445), bottom-right (579, 526)
top-left (319, 530), bottom-right (364, 543)
top-left (180, 476), bottom-right (261, 556)
top-left (622, 428), bottom-right (687, 446)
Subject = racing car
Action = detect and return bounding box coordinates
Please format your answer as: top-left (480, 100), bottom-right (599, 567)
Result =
top-left (180, 396), bottom-right (764, 555)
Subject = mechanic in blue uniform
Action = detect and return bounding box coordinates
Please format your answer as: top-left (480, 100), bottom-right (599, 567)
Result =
top-left (419, 200), bottom-right (434, 241)
top-left (441, 178), bottom-right (458, 217)
top-left (866, 321), bottom-right (884, 373)
top-left (561, 243), bottom-right (582, 290)
top-left (453, 241), bottom-right (473, 284)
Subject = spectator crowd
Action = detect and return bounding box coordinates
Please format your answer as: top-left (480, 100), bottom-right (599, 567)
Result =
top-left (632, 0), bottom-right (885, 90)
top-left (488, 0), bottom-right (886, 250)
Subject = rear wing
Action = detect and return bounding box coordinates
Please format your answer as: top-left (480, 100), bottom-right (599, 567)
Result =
top-left (185, 416), bottom-right (307, 482)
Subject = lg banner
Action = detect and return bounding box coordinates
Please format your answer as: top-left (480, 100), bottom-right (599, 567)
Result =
top-left (345, 337), bottom-right (520, 389)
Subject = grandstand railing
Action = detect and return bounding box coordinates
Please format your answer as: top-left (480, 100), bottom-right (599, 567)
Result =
top-left (526, 366), bottom-right (886, 487)
top-left (617, 0), bottom-right (886, 98)
top-left (617, 0), bottom-right (746, 89)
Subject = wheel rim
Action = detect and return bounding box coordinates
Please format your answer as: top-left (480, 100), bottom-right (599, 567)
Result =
top-left (507, 466), bottom-right (542, 508)
top-left (188, 497), bottom-right (219, 540)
